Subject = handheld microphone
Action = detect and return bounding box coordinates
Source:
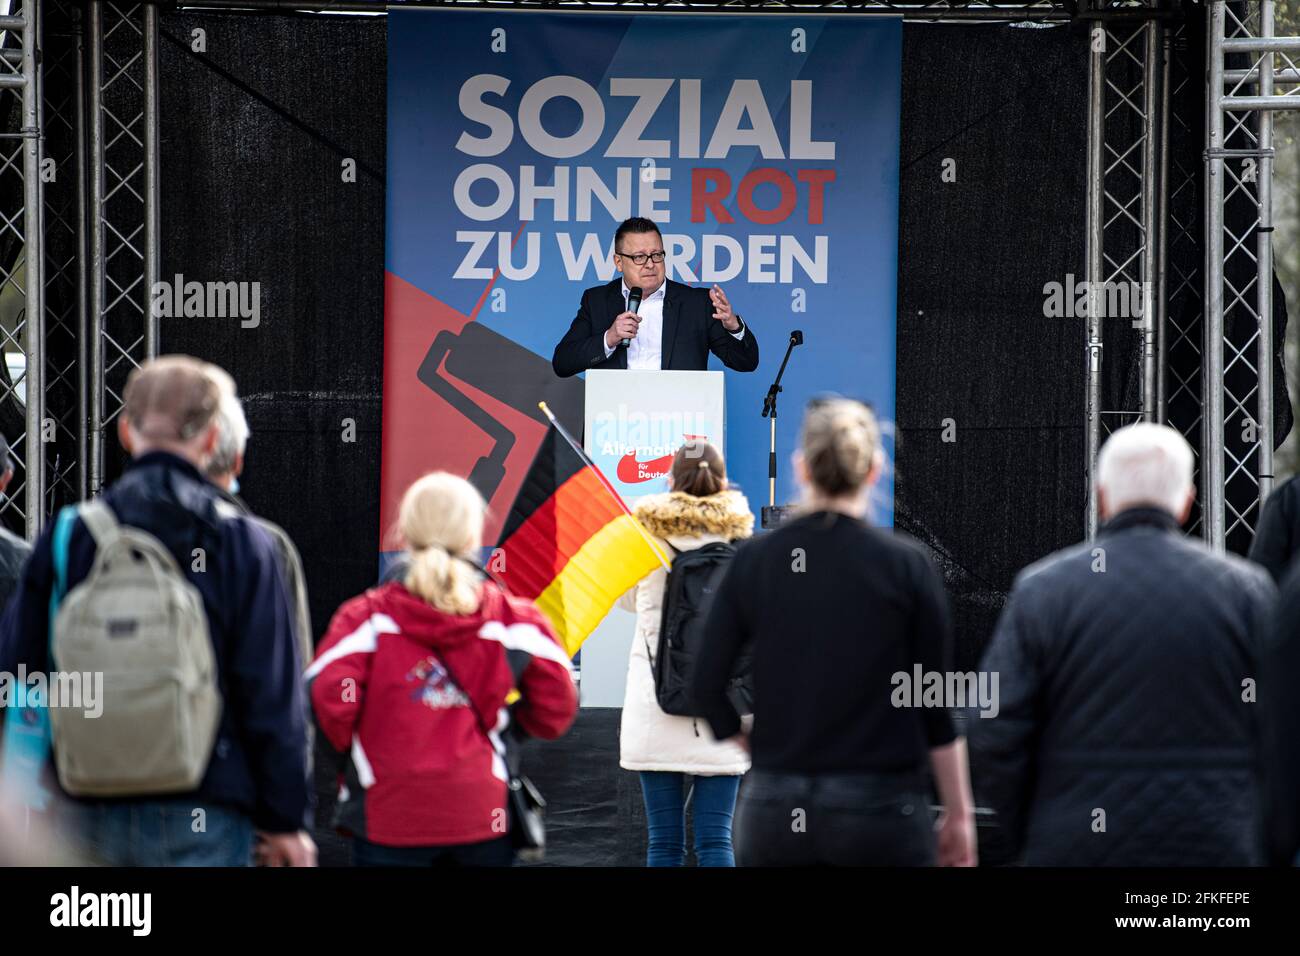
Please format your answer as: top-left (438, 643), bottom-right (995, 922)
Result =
top-left (620, 286), bottom-right (643, 348)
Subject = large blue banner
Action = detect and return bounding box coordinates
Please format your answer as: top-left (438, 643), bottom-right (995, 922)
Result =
top-left (383, 10), bottom-right (900, 545)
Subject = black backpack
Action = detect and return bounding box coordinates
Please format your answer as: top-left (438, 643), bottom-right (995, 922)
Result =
top-left (649, 542), bottom-right (753, 718)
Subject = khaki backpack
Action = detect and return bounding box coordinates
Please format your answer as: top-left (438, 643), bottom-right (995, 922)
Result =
top-left (48, 501), bottom-right (222, 796)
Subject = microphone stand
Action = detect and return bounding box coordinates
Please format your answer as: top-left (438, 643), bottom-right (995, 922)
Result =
top-left (760, 330), bottom-right (803, 529)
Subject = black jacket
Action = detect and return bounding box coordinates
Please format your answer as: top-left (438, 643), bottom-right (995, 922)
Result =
top-left (551, 278), bottom-right (760, 377)
top-left (0, 452), bottom-right (312, 833)
top-left (693, 510), bottom-right (956, 774)
top-left (1263, 559), bottom-right (1300, 865)
top-left (971, 508), bottom-right (1275, 866)
top-left (0, 525), bottom-right (31, 616)
top-left (218, 488), bottom-right (313, 669)
top-left (1249, 474), bottom-right (1300, 583)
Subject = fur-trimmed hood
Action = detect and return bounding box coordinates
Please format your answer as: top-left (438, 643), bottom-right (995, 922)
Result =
top-left (620, 487), bottom-right (754, 775)
top-left (633, 488), bottom-right (754, 542)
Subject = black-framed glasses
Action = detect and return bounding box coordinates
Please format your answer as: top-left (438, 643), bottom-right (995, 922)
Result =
top-left (616, 250), bottom-right (666, 266)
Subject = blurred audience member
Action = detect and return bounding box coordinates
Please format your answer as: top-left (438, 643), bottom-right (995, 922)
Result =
top-left (617, 441), bottom-right (753, 867)
top-left (1263, 559), bottom-right (1300, 866)
top-left (973, 423), bottom-right (1273, 865)
top-left (204, 384), bottom-right (312, 669)
top-left (1250, 472), bottom-right (1300, 583)
top-left (0, 781), bottom-right (84, 866)
top-left (0, 356), bottom-right (315, 867)
top-left (0, 434), bottom-right (30, 613)
top-left (693, 398), bottom-right (976, 866)
top-left (308, 472), bottom-right (577, 866)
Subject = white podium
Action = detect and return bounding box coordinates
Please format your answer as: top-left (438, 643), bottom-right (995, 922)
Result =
top-left (577, 370), bottom-right (727, 707)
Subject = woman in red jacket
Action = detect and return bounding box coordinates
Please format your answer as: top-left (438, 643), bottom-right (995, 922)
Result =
top-left (307, 472), bottom-right (578, 866)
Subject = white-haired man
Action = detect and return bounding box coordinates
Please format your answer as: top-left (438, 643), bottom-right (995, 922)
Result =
top-left (971, 423), bottom-right (1275, 865)
top-left (205, 388), bottom-right (312, 671)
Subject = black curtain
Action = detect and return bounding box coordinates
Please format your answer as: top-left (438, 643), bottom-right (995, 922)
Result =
top-left (159, 11), bottom-right (385, 867)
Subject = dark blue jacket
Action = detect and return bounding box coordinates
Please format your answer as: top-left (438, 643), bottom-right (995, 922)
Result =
top-left (0, 526), bottom-right (31, 615)
top-left (971, 507), bottom-right (1275, 866)
top-left (0, 451), bottom-right (312, 833)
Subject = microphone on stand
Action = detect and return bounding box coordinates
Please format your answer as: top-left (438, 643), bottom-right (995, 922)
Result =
top-left (619, 286), bottom-right (643, 348)
top-left (761, 329), bottom-right (804, 529)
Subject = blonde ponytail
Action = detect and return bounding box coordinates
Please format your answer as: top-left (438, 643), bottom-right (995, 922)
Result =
top-left (398, 472), bottom-right (486, 616)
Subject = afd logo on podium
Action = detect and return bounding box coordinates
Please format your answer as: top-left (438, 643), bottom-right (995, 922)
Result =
top-left (584, 370), bottom-right (726, 500)
top-left (611, 432), bottom-right (709, 485)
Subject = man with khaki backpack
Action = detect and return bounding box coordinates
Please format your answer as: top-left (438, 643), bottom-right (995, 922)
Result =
top-left (0, 355), bottom-right (315, 866)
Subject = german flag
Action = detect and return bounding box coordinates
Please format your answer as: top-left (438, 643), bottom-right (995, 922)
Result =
top-left (495, 405), bottom-right (668, 657)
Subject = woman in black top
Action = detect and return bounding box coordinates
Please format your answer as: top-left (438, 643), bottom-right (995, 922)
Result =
top-left (691, 398), bottom-right (977, 866)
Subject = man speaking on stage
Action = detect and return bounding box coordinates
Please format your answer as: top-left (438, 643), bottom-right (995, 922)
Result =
top-left (551, 217), bottom-right (761, 377)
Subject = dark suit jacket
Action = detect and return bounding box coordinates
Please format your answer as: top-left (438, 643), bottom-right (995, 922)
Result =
top-left (551, 278), bottom-right (760, 378)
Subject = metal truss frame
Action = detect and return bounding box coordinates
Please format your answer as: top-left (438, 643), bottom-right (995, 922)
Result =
top-left (0, 1), bottom-right (44, 539)
top-left (0, 0), bottom-right (159, 541)
top-left (87, 0), bottom-right (159, 497)
top-left (1204, 0), bottom-right (1296, 553)
top-left (1083, 0), bottom-right (1166, 538)
top-left (1163, 5), bottom-right (1208, 537)
top-left (42, 0), bottom-right (88, 516)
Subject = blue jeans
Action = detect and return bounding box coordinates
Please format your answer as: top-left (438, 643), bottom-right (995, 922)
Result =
top-left (66, 798), bottom-right (254, 866)
top-left (639, 771), bottom-right (740, 867)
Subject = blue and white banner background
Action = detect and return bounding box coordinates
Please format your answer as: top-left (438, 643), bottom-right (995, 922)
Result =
top-left (385, 10), bottom-right (901, 537)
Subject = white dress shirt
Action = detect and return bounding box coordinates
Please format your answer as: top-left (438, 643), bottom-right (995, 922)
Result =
top-left (603, 281), bottom-right (746, 369)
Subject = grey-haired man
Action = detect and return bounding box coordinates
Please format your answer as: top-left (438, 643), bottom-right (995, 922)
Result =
top-left (204, 387), bottom-right (312, 671)
top-left (0, 435), bottom-right (30, 613)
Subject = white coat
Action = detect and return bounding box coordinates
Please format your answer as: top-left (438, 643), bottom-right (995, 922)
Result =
top-left (618, 488), bottom-right (754, 776)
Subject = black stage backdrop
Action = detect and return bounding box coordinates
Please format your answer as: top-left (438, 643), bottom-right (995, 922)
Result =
top-left (154, 11), bottom-right (1284, 866)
